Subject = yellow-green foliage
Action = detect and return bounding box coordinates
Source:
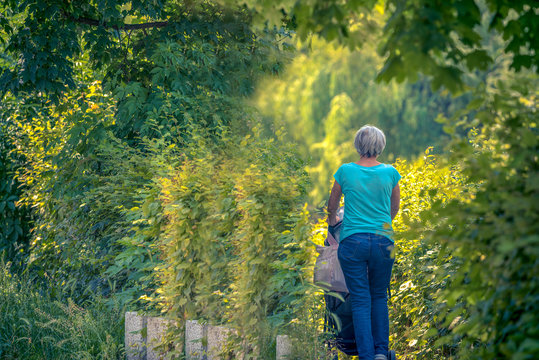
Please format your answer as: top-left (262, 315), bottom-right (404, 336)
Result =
top-left (152, 131), bottom-right (313, 358)
top-left (0, 98), bottom-right (30, 268)
top-left (390, 153), bottom-right (465, 359)
top-left (9, 83), bottom-right (122, 294)
top-left (298, 153), bottom-right (465, 360)
top-left (419, 76), bottom-right (539, 360)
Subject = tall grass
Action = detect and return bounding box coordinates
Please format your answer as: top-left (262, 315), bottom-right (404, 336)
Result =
top-left (0, 262), bottom-right (124, 359)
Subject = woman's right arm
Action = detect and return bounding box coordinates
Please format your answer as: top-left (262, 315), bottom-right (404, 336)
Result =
top-left (390, 183), bottom-right (400, 220)
top-left (328, 181), bottom-right (342, 226)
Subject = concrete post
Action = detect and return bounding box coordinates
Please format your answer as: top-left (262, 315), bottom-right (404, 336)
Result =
top-left (125, 312), bottom-right (294, 360)
top-left (276, 335), bottom-right (291, 360)
top-left (125, 311), bottom-right (147, 360)
top-left (185, 320), bottom-right (206, 360)
top-left (147, 317), bottom-right (178, 360)
top-left (206, 325), bottom-right (235, 360)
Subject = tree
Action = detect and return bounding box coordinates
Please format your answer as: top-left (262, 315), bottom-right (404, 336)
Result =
top-left (0, 0), bottom-right (285, 297)
top-left (0, 103), bottom-right (30, 267)
top-left (227, 0), bottom-right (537, 92)
top-left (2, 1), bottom-right (536, 102)
top-left (0, 0), bottom-right (285, 107)
top-left (0, 5), bottom-right (30, 267)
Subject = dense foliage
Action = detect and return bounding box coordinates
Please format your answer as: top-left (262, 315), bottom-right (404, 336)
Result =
top-left (0, 0), bottom-right (286, 103)
top-left (223, 0), bottom-right (537, 92)
top-left (389, 154), bottom-right (465, 359)
top-left (0, 107), bottom-right (29, 268)
top-left (0, 0), bottom-right (537, 359)
top-left (1, 0), bottom-right (285, 299)
top-left (1, 1), bottom-right (316, 356)
top-left (420, 74), bottom-right (538, 359)
top-left (140, 133), bottom-right (312, 357)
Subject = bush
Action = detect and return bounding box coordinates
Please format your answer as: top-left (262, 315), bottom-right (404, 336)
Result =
top-left (390, 154), bottom-right (465, 359)
top-left (417, 75), bottom-right (539, 359)
top-left (131, 130), bottom-right (314, 358)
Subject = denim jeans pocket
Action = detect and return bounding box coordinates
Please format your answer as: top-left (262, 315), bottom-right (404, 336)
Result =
top-left (338, 240), bottom-right (356, 261)
top-left (378, 242), bottom-right (395, 260)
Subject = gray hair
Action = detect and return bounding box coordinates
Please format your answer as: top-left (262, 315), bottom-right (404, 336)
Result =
top-left (354, 125), bottom-right (386, 158)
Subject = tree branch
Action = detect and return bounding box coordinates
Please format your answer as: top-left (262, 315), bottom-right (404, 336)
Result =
top-left (63, 12), bottom-right (168, 30)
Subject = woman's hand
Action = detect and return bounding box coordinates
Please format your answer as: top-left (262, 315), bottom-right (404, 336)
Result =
top-left (329, 215), bottom-right (340, 226)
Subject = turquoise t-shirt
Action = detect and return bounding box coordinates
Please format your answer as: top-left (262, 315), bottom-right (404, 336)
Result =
top-left (333, 163), bottom-right (401, 241)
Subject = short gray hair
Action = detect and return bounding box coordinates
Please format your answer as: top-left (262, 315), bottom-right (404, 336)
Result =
top-left (354, 125), bottom-right (386, 158)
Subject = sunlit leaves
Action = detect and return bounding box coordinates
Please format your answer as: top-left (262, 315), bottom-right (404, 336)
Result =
top-left (0, 96), bottom-right (30, 268)
top-left (384, 154), bottom-right (467, 359)
top-left (228, 0), bottom-right (537, 93)
top-left (151, 130), bottom-right (312, 356)
top-left (411, 74), bottom-right (539, 359)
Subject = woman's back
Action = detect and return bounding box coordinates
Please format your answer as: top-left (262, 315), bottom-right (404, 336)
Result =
top-left (334, 162), bottom-right (400, 241)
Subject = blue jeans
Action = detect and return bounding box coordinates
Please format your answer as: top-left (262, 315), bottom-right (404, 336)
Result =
top-left (337, 233), bottom-right (394, 360)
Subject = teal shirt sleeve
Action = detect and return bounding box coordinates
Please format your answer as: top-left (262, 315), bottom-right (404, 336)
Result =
top-left (392, 166), bottom-right (401, 187)
top-left (334, 165), bottom-right (345, 187)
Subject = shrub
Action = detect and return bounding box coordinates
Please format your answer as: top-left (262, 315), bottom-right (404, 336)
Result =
top-left (141, 130), bottom-right (313, 358)
top-left (390, 154), bottom-right (465, 359)
top-left (418, 74), bottom-right (539, 359)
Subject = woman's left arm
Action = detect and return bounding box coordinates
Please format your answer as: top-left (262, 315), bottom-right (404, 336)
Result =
top-left (390, 183), bottom-right (400, 220)
top-left (328, 181), bottom-right (342, 226)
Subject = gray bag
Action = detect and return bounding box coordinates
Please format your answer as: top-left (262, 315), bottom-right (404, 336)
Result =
top-left (314, 229), bottom-right (349, 293)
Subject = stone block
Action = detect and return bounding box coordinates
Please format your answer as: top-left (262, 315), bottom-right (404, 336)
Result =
top-left (276, 335), bottom-right (291, 360)
top-left (147, 317), bottom-right (178, 360)
top-left (206, 325), bottom-right (235, 360)
top-left (125, 311), bottom-right (147, 360)
top-left (185, 320), bottom-right (206, 360)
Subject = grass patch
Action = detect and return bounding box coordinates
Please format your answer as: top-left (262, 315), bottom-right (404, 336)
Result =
top-left (0, 262), bottom-right (125, 359)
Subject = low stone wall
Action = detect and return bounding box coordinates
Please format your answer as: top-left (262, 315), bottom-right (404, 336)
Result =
top-left (125, 312), bottom-right (291, 360)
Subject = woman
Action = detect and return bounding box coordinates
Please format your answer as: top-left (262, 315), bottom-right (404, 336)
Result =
top-left (328, 125), bottom-right (401, 360)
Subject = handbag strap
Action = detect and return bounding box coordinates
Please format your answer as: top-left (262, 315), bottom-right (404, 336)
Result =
top-left (326, 230), bottom-right (338, 246)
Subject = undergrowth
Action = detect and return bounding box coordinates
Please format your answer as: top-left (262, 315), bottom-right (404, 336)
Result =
top-left (0, 261), bottom-right (125, 360)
